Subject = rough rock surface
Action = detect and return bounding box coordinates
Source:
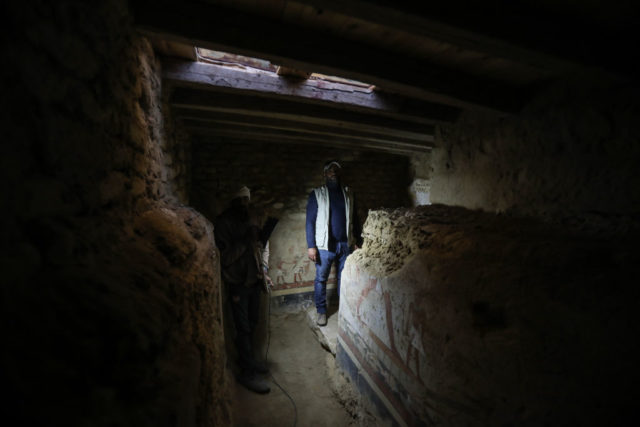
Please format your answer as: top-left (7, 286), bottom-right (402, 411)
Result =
top-left (2, 1), bottom-right (230, 425)
top-left (430, 76), bottom-right (640, 221)
top-left (5, 206), bottom-right (229, 426)
top-left (340, 205), bottom-right (639, 426)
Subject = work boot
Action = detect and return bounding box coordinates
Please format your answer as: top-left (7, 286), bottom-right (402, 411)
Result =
top-left (238, 372), bottom-right (270, 394)
top-left (317, 312), bottom-right (327, 326)
top-left (249, 358), bottom-right (269, 374)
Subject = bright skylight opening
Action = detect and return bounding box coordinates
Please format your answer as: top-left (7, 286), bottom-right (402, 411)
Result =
top-left (196, 48), bottom-right (374, 91)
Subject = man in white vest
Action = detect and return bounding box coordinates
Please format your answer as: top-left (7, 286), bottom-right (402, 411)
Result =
top-left (306, 160), bottom-right (362, 326)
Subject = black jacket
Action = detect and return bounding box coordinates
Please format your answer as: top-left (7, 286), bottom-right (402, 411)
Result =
top-left (214, 206), bottom-right (260, 287)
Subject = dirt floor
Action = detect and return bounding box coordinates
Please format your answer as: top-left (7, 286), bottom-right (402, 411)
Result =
top-left (230, 307), bottom-right (360, 427)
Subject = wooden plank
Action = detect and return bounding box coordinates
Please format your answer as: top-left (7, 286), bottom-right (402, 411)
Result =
top-left (183, 121), bottom-right (431, 151)
top-left (161, 58), bottom-right (460, 123)
top-left (284, 0), bottom-right (569, 73)
top-left (132, 0), bottom-right (527, 112)
top-left (286, 0), bottom-right (637, 77)
top-left (179, 117), bottom-right (434, 148)
top-left (171, 107), bottom-right (434, 143)
top-left (186, 126), bottom-right (425, 155)
top-left (148, 38), bottom-right (197, 60)
top-left (275, 66), bottom-right (311, 79)
top-left (170, 88), bottom-right (439, 133)
top-left (281, 0), bottom-right (306, 25)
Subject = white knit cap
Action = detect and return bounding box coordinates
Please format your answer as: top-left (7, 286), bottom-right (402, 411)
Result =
top-left (323, 161), bottom-right (341, 172)
top-left (233, 185), bottom-right (251, 200)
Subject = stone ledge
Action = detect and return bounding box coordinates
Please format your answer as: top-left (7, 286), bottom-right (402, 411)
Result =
top-left (305, 306), bottom-right (338, 356)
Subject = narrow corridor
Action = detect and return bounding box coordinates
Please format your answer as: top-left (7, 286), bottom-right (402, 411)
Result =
top-left (231, 309), bottom-right (357, 427)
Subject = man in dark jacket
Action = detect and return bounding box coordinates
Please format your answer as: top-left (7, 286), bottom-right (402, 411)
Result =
top-left (306, 161), bottom-right (362, 326)
top-left (215, 186), bottom-right (270, 394)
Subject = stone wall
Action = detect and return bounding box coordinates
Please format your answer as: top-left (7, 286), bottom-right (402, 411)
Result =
top-left (189, 139), bottom-right (412, 296)
top-left (336, 72), bottom-right (640, 425)
top-left (431, 75), bottom-right (640, 221)
top-left (162, 89), bottom-right (193, 204)
top-left (2, 1), bottom-right (230, 425)
top-left (338, 205), bottom-right (638, 426)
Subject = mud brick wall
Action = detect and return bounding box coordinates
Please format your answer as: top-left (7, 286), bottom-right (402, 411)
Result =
top-left (189, 139), bottom-right (412, 297)
top-left (338, 205), bottom-right (638, 426)
top-left (2, 1), bottom-right (230, 425)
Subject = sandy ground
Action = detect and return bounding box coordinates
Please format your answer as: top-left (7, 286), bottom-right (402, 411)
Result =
top-left (230, 308), bottom-right (357, 427)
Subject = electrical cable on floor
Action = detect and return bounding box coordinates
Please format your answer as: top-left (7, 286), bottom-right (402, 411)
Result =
top-left (264, 289), bottom-right (298, 427)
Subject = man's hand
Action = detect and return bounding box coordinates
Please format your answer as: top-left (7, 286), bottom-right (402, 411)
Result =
top-left (264, 274), bottom-right (274, 292)
top-left (308, 247), bottom-right (318, 263)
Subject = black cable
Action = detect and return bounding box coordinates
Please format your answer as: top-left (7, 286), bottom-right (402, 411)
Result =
top-left (265, 291), bottom-right (298, 427)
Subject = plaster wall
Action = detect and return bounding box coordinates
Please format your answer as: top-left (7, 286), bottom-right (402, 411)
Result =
top-left (430, 76), bottom-right (640, 221)
top-left (337, 73), bottom-right (640, 426)
top-left (338, 206), bottom-right (638, 426)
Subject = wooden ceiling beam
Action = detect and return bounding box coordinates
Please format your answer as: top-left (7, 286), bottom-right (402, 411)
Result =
top-left (179, 117), bottom-right (434, 148)
top-left (320, 0), bottom-right (636, 77)
top-left (133, 0), bottom-right (527, 113)
top-left (187, 126), bottom-right (426, 155)
top-left (172, 108), bottom-right (433, 143)
top-left (170, 88), bottom-right (436, 135)
top-left (285, 0), bottom-right (636, 77)
top-left (162, 58), bottom-right (460, 123)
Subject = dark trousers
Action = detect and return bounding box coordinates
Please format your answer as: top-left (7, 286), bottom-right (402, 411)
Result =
top-left (314, 241), bottom-right (350, 314)
top-left (229, 283), bottom-right (261, 374)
